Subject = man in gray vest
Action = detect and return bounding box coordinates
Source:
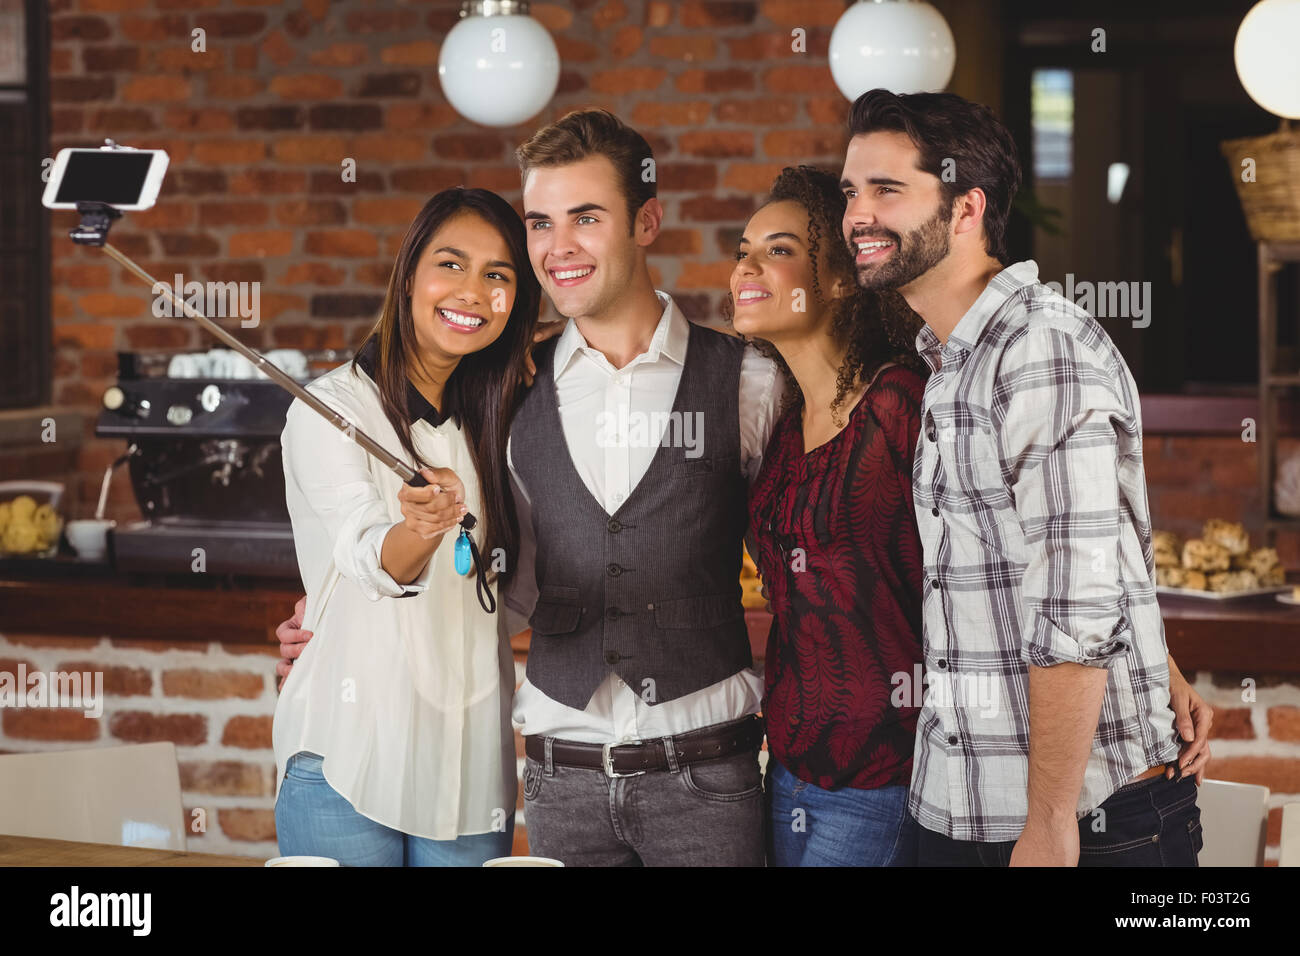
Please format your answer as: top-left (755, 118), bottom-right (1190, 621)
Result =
top-left (276, 110), bottom-right (781, 865)
top-left (507, 110), bottom-right (781, 865)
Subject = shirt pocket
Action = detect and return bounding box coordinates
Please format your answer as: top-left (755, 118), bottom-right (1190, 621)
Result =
top-left (939, 423), bottom-right (1008, 507)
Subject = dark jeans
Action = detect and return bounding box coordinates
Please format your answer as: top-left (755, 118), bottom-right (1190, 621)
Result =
top-left (522, 720), bottom-right (765, 867)
top-left (916, 772), bottom-right (1203, 866)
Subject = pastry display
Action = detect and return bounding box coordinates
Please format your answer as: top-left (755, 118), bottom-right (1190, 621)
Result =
top-left (0, 494), bottom-right (64, 557)
top-left (1156, 520), bottom-right (1287, 595)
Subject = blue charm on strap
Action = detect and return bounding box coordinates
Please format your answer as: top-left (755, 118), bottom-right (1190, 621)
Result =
top-left (454, 526), bottom-right (472, 576)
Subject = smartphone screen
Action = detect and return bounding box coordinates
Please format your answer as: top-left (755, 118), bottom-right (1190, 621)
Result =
top-left (53, 151), bottom-right (156, 205)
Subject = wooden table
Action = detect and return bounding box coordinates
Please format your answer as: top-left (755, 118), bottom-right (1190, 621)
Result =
top-left (0, 834), bottom-right (265, 867)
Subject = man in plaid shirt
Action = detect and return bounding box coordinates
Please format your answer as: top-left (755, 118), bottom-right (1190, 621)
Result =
top-left (839, 89), bottom-right (1212, 866)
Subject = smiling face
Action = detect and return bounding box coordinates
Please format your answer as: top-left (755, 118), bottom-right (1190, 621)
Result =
top-left (522, 154), bottom-right (650, 323)
top-left (840, 130), bottom-right (954, 293)
top-left (407, 210), bottom-right (516, 364)
top-left (729, 199), bottom-right (840, 343)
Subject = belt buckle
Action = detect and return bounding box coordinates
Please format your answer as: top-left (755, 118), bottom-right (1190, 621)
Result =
top-left (602, 739), bottom-right (645, 779)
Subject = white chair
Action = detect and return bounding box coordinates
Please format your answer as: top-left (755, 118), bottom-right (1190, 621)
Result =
top-left (1196, 779), bottom-right (1269, 867)
top-left (1280, 802), bottom-right (1300, 867)
top-left (0, 742), bottom-right (186, 850)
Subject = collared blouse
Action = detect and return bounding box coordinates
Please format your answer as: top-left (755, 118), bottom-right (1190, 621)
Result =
top-left (273, 340), bottom-right (516, 840)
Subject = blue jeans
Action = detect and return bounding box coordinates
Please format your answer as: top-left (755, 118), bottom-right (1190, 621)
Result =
top-left (274, 751), bottom-right (514, 867)
top-left (764, 758), bottom-right (918, 866)
top-left (915, 772), bottom-right (1202, 866)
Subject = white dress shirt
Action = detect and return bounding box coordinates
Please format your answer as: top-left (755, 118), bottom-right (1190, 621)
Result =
top-left (505, 291), bottom-right (783, 744)
top-left (274, 357), bottom-right (516, 840)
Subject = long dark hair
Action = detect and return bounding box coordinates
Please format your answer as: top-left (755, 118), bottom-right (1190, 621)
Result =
top-left (352, 187), bottom-right (540, 582)
top-left (726, 164), bottom-right (927, 420)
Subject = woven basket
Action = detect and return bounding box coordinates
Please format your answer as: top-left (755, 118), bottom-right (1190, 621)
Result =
top-left (1221, 126), bottom-right (1300, 241)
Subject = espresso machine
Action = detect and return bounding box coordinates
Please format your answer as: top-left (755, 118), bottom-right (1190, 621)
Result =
top-left (95, 349), bottom-right (345, 579)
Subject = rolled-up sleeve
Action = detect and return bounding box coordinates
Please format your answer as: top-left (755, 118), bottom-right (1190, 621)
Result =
top-left (993, 329), bottom-right (1133, 669)
top-left (283, 392), bottom-right (434, 602)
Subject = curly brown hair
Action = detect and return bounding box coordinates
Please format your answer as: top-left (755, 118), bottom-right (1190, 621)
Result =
top-left (724, 164), bottom-right (928, 423)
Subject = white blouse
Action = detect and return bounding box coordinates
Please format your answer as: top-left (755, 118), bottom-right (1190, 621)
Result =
top-left (273, 356), bottom-right (516, 841)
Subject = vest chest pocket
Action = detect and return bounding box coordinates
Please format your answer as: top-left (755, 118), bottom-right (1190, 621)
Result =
top-left (670, 455), bottom-right (735, 480)
top-left (653, 593), bottom-right (744, 629)
top-left (529, 584), bottom-right (583, 636)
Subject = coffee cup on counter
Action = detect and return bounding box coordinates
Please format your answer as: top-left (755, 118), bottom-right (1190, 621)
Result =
top-left (65, 519), bottom-right (115, 561)
top-left (482, 856), bottom-right (564, 867)
top-left (264, 856), bottom-right (340, 867)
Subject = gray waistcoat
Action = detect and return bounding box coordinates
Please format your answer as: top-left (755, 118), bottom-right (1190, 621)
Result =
top-left (511, 322), bottom-right (752, 710)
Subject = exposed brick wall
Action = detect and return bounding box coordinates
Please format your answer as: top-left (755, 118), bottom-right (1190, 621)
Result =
top-left (1145, 434), bottom-right (1300, 567)
top-left (0, 634), bottom-right (532, 858)
top-left (0, 635), bottom-right (283, 858)
top-left (44, 0), bottom-right (994, 521)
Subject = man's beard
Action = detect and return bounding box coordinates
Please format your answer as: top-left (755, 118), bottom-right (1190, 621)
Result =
top-left (852, 200), bottom-right (952, 292)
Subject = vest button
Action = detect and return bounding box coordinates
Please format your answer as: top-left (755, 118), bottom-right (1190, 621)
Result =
top-left (605, 651), bottom-right (620, 664)
top-left (606, 607), bottom-right (620, 621)
top-left (607, 563), bottom-right (622, 577)
top-left (607, 519), bottom-right (622, 534)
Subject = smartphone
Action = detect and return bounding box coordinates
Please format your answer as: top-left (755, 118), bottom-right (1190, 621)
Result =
top-left (41, 147), bottom-right (169, 211)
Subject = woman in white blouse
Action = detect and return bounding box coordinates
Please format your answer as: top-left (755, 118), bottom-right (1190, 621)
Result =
top-left (273, 187), bottom-right (540, 865)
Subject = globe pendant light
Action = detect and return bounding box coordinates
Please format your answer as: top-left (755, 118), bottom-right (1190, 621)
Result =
top-left (438, 1), bottom-right (561, 128)
top-left (1234, 0), bottom-right (1300, 120)
top-left (828, 0), bottom-right (956, 99)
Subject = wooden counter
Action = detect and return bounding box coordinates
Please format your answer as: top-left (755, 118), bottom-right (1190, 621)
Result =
top-left (0, 556), bottom-right (301, 646)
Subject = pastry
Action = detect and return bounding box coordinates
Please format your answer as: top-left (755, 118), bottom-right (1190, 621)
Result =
top-left (1153, 530), bottom-right (1182, 554)
top-left (1157, 567), bottom-right (1206, 590)
top-left (1246, 546), bottom-right (1280, 578)
top-left (1260, 564), bottom-right (1286, 586)
top-left (1202, 519), bottom-right (1250, 556)
top-left (1207, 570), bottom-right (1258, 592)
top-left (1182, 539), bottom-right (1230, 573)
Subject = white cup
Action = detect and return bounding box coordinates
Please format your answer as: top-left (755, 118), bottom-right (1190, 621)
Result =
top-left (65, 519), bottom-right (115, 560)
top-left (482, 856), bottom-right (564, 867)
top-left (264, 856), bottom-right (340, 867)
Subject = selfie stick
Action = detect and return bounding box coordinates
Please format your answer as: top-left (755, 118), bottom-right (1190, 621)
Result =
top-left (65, 157), bottom-right (495, 612)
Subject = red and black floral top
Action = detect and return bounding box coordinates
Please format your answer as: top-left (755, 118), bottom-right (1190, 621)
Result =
top-left (749, 364), bottom-right (926, 791)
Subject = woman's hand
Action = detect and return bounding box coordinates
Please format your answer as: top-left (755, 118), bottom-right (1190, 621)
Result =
top-left (397, 467), bottom-right (467, 540)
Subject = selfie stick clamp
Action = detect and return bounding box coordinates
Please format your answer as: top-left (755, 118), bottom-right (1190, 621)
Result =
top-left (62, 141), bottom-right (496, 613)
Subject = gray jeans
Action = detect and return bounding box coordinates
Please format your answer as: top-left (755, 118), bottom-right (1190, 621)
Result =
top-left (523, 725), bottom-right (765, 867)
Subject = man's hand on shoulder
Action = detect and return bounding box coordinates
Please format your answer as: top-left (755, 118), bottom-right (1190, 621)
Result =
top-left (275, 594), bottom-right (313, 692)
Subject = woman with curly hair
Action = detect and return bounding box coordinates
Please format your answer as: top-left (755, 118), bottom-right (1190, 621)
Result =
top-left (729, 165), bottom-right (928, 866)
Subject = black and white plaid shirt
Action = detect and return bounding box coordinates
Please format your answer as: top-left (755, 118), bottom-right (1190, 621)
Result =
top-left (908, 260), bottom-right (1181, 842)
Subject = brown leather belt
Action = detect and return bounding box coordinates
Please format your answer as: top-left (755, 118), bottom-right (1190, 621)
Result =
top-left (525, 715), bottom-right (765, 778)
